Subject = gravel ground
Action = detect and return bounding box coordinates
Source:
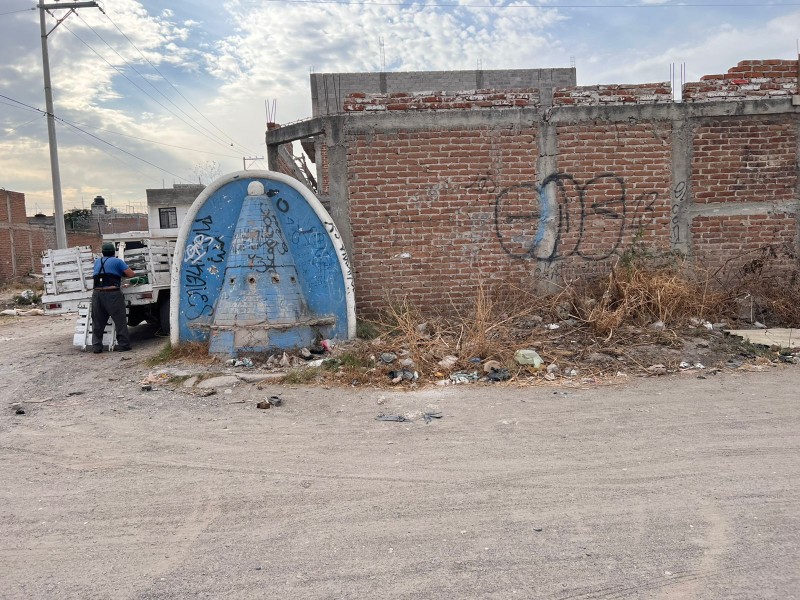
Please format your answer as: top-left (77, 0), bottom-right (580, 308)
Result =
top-left (1, 312), bottom-right (799, 599)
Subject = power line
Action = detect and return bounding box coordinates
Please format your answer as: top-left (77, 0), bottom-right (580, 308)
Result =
top-left (56, 116), bottom-right (192, 183)
top-left (0, 7), bottom-right (35, 17)
top-left (0, 92), bottom-right (191, 183)
top-left (238, 0), bottom-right (800, 7)
top-left (61, 22), bottom-right (245, 157)
top-left (74, 11), bottom-right (256, 157)
top-left (100, 10), bottom-right (260, 156)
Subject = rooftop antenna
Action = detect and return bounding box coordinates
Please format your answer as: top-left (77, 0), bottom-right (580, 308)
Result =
top-left (379, 36), bottom-right (385, 72)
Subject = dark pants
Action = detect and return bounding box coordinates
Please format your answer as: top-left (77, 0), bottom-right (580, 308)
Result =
top-left (91, 290), bottom-right (131, 350)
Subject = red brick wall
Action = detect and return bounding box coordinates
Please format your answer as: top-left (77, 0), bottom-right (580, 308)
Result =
top-left (0, 190), bottom-right (27, 223)
top-left (344, 89), bottom-right (540, 112)
top-left (684, 59), bottom-right (798, 102)
top-left (692, 116), bottom-right (796, 204)
top-left (690, 214), bottom-right (797, 277)
top-left (553, 83), bottom-right (672, 106)
top-left (550, 121), bottom-right (673, 280)
top-left (347, 125), bottom-right (539, 312)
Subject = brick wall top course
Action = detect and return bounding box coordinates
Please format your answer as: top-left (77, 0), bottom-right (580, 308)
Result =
top-left (686, 59), bottom-right (798, 102)
top-left (343, 88), bottom-right (540, 112)
top-left (552, 82), bottom-right (672, 106)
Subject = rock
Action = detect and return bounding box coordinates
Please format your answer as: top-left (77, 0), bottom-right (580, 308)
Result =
top-left (650, 320), bottom-right (665, 330)
top-left (483, 359), bottom-right (503, 373)
top-left (695, 340), bottom-right (710, 348)
top-left (646, 364), bottom-right (668, 376)
top-left (236, 373), bottom-right (285, 383)
top-left (556, 301), bottom-right (572, 320)
top-left (586, 352), bottom-right (611, 364)
top-left (197, 375), bottom-right (240, 389)
top-left (182, 376), bottom-right (198, 388)
top-left (380, 352), bottom-right (397, 364)
top-left (399, 358), bottom-right (415, 368)
top-left (546, 363), bottom-right (560, 375)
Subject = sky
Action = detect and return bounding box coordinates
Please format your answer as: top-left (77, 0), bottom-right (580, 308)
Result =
top-left (1, 0), bottom-right (799, 215)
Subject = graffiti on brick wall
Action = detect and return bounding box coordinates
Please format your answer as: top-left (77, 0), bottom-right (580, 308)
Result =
top-left (486, 173), bottom-right (659, 262)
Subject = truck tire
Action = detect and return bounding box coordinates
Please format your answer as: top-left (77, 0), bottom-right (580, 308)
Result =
top-left (159, 296), bottom-right (171, 335)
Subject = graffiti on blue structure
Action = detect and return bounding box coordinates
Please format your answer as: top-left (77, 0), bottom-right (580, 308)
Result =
top-left (170, 171), bottom-right (356, 356)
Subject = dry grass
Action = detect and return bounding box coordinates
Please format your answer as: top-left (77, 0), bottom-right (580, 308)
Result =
top-left (148, 341), bottom-right (216, 366)
top-left (571, 258), bottom-right (726, 338)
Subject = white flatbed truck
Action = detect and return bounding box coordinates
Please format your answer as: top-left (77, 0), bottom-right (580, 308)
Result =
top-left (41, 232), bottom-right (176, 349)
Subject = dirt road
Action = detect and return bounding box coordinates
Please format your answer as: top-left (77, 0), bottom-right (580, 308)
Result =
top-left (1, 314), bottom-right (799, 599)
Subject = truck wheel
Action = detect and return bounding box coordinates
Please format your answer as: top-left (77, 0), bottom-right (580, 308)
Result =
top-left (159, 298), bottom-right (171, 335)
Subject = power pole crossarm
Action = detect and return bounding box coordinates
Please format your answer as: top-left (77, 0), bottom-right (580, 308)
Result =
top-left (38, 0), bottom-right (100, 249)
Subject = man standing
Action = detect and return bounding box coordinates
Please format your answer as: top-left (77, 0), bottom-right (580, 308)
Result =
top-left (91, 241), bottom-right (135, 353)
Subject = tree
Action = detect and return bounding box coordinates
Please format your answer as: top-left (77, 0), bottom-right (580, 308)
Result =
top-left (64, 208), bottom-right (92, 230)
top-left (190, 160), bottom-right (223, 185)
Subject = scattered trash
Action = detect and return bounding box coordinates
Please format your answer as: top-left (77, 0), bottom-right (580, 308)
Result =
top-left (267, 395), bottom-right (283, 407)
top-left (380, 352), bottom-right (398, 364)
top-left (320, 339), bottom-right (332, 352)
top-left (546, 363), bottom-right (561, 375)
top-left (437, 355), bottom-right (458, 369)
top-left (486, 368), bottom-right (510, 382)
top-left (469, 357), bottom-right (482, 364)
top-left (225, 357), bottom-right (254, 368)
top-left (450, 371), bottom-right (479, 384)
top-left (1, 308), bottom-right (44, 317)
top-left (399, 358), bottom-right (415, 368)
top-left (514, 349), bottom-right (543, 368)
top-left (679, 361), bottom-right (705, 370)
top-left (279, 353), bottom-right (291, 368)
top-left (256, 400), bottom-right (271, 409)
top-left (753, 321), bottom-right (767, 329)
top-left (141, 384), bottom-right (152, 391)
top-left (388, 368), bottom-right (418, 383)
top-left (546, 323), bottom-right (560, 330)
top-left (565, 368), bottom-right (578, 377)
top-left (376, 414), bottom-right (408, 422)
top-left (307, 358), bottom-right (325, 367)
top-left (15, 408), bottom-right (25, 415)
top-left (423, 411), bottom-right (443, 423)
top-left (544, 373), bottom-right (556, 381)
top-left (299, 347), bottom-right (312, 359)
top-left (66, 391), bottom-right (84, 397)
top-left (646, 364), bottom-right (668, 376)
top-left (650, 320), bottom-right (665, 330)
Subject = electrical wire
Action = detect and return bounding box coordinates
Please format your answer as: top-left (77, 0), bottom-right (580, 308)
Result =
top-left (0, 92), bottom-right (192, 183)
top-left (74, 11), bottom-right (256, 157)
top-left (0, 8), bottom-right (35, 17)
top-left (60, 22), bottom-right (246, 157)
top-left (237, 0), bottom-right (800, 7)
top-left (56, 115), bottom-right (192, 183)
top-left (99, 10), bottom-right (261, 156)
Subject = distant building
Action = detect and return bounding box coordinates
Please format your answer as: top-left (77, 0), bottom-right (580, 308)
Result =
top-left (145, 184), bottom-right (205, 238)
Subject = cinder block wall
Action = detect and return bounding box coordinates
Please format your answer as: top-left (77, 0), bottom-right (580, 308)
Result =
top-left (323, 59), bottom-right (800, 314)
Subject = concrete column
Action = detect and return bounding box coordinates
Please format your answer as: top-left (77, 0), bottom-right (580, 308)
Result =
top-left (324, 116), bottom-right (354, 261)
top-left (670, 116), bottom-right (693, 256)
top-left (535, 118), bottom-right (560, 289)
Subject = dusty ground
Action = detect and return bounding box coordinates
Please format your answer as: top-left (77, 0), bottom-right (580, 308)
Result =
top-left (1, 311), bottom-right (799, 599)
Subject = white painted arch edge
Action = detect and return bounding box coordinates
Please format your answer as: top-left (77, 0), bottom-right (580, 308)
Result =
top-left (169, 170), bottom-right (357, 346)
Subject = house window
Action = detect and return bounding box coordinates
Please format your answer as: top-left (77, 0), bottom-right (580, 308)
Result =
top-left (159, 207), bottom-right (178, 229)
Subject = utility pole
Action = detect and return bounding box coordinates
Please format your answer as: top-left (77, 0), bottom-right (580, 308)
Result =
top-left (38, 0), bottom-right (100, 249)
top-left (243, 156), bottom-right (264, 170)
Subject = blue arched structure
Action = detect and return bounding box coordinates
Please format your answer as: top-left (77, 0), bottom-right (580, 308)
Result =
top-left (170, 171), bottom-right (355, 356)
